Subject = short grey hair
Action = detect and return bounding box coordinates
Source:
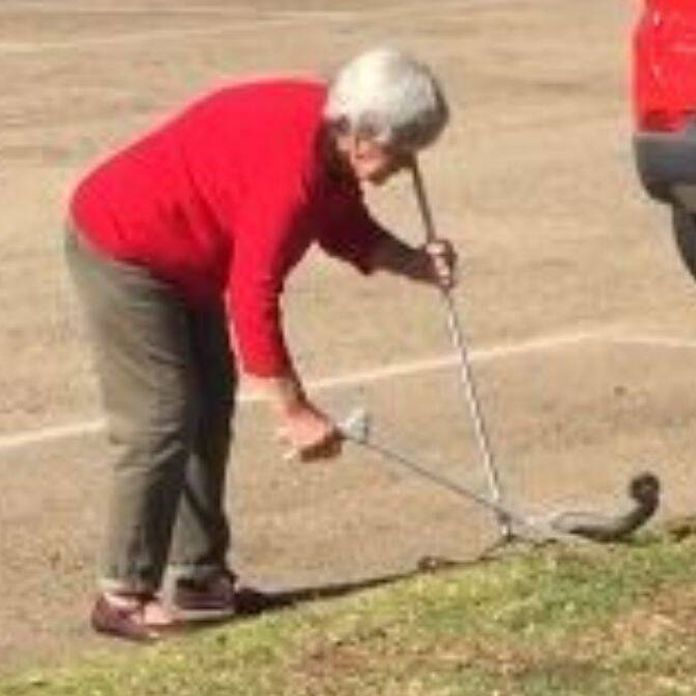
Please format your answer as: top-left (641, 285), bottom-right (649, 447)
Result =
top-left (324, 47), bottom-right (449, 151)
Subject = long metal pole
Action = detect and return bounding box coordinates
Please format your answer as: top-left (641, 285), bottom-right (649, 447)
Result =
top-left (342, 427), bottom-right (528, 528)
top-left (410, 160), bottom-right (512, 539)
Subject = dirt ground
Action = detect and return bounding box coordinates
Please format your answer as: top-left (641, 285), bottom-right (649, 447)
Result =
top-left (3, 0), bottom-right (696, 676)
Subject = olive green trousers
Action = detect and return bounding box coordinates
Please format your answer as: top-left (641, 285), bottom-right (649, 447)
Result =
top-left (65, 227), bottom-right (237, 594)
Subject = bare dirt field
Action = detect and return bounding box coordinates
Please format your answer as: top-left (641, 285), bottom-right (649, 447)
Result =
top-left (2, 0), bottom-right (696, 677)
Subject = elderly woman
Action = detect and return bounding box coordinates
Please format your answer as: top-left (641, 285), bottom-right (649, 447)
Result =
top-left (66, 47), bottom-right (453, 641)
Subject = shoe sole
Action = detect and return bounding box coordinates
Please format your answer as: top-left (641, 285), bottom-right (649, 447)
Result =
top-left (174, 605), bottom-right (237, 622)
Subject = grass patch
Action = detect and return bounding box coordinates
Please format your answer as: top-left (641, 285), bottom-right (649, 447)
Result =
top-left (4, 533), bottom-right (696, 696)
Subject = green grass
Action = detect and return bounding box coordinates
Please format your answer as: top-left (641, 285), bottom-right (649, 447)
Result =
top-left (5, 533), bottom-right (696, 696)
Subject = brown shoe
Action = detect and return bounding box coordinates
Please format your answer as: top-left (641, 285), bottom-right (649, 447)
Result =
top-left (173, 570), bottom-right (238, 621)
top-left (91, 592), bottom-right (177, 642)
top-left (173, 570), bottom-right (278, 620)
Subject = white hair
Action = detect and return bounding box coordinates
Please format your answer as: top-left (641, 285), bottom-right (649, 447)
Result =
top-left (324, 47), bottom-right (449, 151)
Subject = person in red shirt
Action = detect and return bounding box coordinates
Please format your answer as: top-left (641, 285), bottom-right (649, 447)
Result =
top-left (65, 47), bottom-right (454, 641)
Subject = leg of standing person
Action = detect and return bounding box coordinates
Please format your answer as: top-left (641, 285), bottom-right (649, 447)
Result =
top-left (64, 224), bottom-right (202, 639)
top-left (168, 303), bottom-right (240, 616)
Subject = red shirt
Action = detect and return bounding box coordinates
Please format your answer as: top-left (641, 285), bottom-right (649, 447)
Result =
top-left (70, 79), bottom-right (387, 376)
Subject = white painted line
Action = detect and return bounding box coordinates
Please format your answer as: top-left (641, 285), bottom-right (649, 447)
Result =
top-left (0, 329), bottom-right (605, 454)
top-left (0, 0), bottom-right (468, 17)
top-left (0, 2), bottom-right (353, 17)
top-left (0, 18), bottom-right (309, 54)
top-left (609, 335), bottom-right (696, 351)
top-left (0, 419), bottom-right (105, 452)
top-left (306, 329), bottom-right (603, 392)
top-left (0, 4), bottom-right (263, 15)
top-left (0, 0), bottom-right (490, 54)
top-left (3, 328), bottom-right (696, 454)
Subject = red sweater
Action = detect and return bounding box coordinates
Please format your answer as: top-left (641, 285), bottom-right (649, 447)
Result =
top-left (70, 79), bottom-right (387, 377)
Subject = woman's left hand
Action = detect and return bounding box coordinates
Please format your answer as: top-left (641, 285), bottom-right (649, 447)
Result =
top-left (421, 238), bottom-right (458, 289)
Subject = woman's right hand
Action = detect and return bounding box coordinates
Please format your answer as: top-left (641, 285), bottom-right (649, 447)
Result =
top-left (276, 402), bottom-right (343, 462)
top-left (248, 371), bottom-right (343, 462)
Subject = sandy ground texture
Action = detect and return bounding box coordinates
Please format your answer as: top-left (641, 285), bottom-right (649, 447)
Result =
top-left (3, 0), bottom-right (696, 676)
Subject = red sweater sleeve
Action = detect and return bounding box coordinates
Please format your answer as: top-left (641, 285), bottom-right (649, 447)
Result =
top-left (315, 183), bottom-right (389, 274)
top-left (226, 183), bottom-right (313, 378)
top-left (226, 250), bottom-right (290, 379)
top-left (228, 181), bottom-right (390, 377)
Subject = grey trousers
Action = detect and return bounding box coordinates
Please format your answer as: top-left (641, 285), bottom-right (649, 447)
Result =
top-left (65, 227), bottom-right (237, 594)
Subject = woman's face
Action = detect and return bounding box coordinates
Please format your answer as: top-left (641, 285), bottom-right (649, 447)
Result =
top-left (338, 134), bottom-right (414, 185)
